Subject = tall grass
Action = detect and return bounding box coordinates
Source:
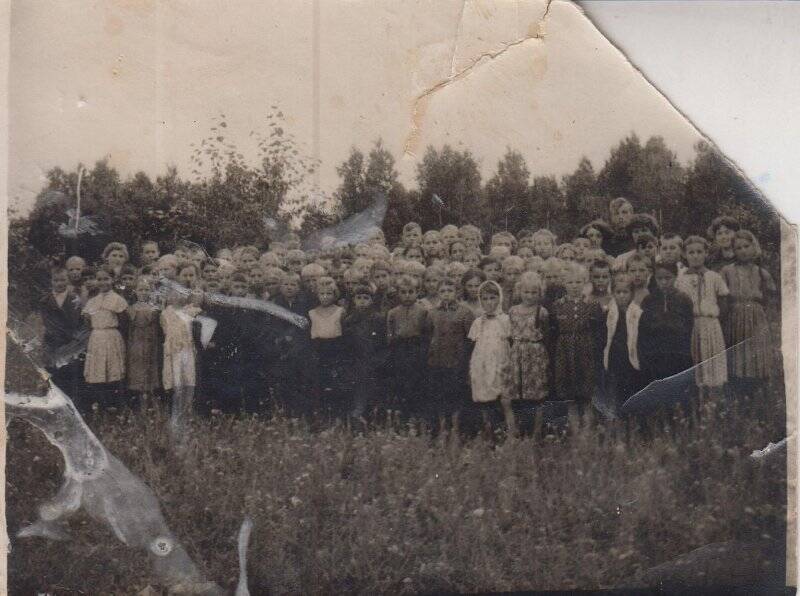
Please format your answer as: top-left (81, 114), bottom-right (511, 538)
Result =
top-left (7, 386), bottom-right (787, 594)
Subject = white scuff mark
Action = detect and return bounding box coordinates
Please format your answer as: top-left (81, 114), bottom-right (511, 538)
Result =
top-left (750, 437), bottom-right (788, 460)
top-left (404, 0), bottom-right (554, 156)
top-left (7, 381), bottom-right (223, 594)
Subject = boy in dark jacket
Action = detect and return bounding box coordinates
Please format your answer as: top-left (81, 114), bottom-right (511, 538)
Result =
top-left (343, 283), bottom-right (386, 420)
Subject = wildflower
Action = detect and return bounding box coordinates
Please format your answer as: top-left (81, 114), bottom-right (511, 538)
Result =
top-left (290, 496), bottom-right (303, 507)
top-left (471, 508), bottom-right (485, 517)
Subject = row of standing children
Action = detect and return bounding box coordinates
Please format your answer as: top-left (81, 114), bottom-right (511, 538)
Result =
top-left (39, 201), bottom-right (777, 435)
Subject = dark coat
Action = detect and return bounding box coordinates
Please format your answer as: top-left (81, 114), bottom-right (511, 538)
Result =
top-left (638, 287), bottom-right (694, 383)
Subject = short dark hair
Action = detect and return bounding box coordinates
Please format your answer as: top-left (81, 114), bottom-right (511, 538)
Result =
top-left (626, 213), bottom-right (659, 235)
top-left (653, 261), bottom-right (679, 277)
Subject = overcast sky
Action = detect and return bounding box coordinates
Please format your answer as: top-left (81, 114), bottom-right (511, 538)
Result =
top-left (9, 0), bottom-right (701, 213)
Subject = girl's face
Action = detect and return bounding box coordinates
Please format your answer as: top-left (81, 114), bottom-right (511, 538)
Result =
top-left (734, 236), bottom-right (756, 263)
top-left (51, 272), bottom-right (69, 294)
top-left (135, 280), bottom-right (152, 303)
top-left (519, 236), bottom-right (534, 251)
top-left (142, 243), bottom-right (160, 264)
top-left (423, 237), bottom-right (442, 258)
top-left (281, 280), bottom-right (300, 299)
top-left (464, 276), bottom-right (482, 300)
top-left (438, 284), bottom-right (456, 304)
top-left (614, 203), bottom-right (633, 228)
top-left (107, 249), bottom-right (127, 268)
top-left (354, 293), bottom-right (373, 310)
top-left (190, 251), bottom-right (205, 270)
top-left (265, 275), bottom-right (281, 297)
top-left (479, 290), bottom-right (500, 314)
top-left (463, 233), bottom-right (481, 251)
top-left (449, 242), bottom-right (466, 262)
top-left (409, 272), bottom-right (423, 287)
top-left (441, 229), bottom-right (459, 246)
top-left (372, 269), bottom-right (390, 291)
top-left (175, 249), bottom-right (190, 266)
top-left (403, 228), bottom-right (422, 247)
top-left (398, 285), bottom-right (418, 306)
top-left (464, 253), bottom-right (480, 270)
top-left (162, 264), bottom-right (177, 280)
top-left (503, 265), bottom-right (523, 287)
top-left (685, 242), bottom-right (707, 269)
top-left (178, 267), bottom-right (198, 288)
top-left (405, 248), bottom-right (424, 265)
top-left (585, 227), bottom-right (603, 248)
top-left (67, 262), bottom-right (84, 284)
top-left (517, 247), bottom-right (534, 259)
top-left (120, 273), bottom-right (136, 288)
top-left (203, 264), bottom-right (218, 279)
top-left (230, 280), bottom-right (249, 298)
top-left (424, 274), bottom-right (441, 297)
top-left (715, 225), bottom-right (736, 249)
top-left (660, 240), bottom-right (682, 264)
top-left (613, 284), bottom-right (633, 308)
top-left (563, 274), bottom-right (585, 298)
top-left (637, 241), bottom-right (657, 261)
top-left (654, 268), bottom-right (677, 292)
top-left (534, 239), bottom-right (554, 259)
top-left (492, 237), bottom-right (513, 252)
top-left (354, 245), bottom-right (370, 259)
top-left (543, 270), bottom-right (560, 287)
top-left (558, 248), bottom-right (576, 263)
top-left (206, 278), bottom-right (222, 294)
top-left (482, 262), bottom-right (501, 282)
top-left (628, 262), bottom-right (650, 288)
top-left (250, 268), bottom-right (267, 287)
top-left (95, 271), bottom-right (113, 293)
top-left (573, 238), bottom-right (591, 259)
top-left (591, 267), bottom-right (611, 293)
top-left (240, 253), bottom-right (258, 272)
top-left (317, 288), bottom-right (336, 307)
top-left (317, 277), bottom-right (336, 294)
top-left (519, 284), bottom-right (541, 307)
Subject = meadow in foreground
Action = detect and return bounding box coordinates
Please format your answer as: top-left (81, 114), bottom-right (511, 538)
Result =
top-left (6, 383), bottom-right (787, 594)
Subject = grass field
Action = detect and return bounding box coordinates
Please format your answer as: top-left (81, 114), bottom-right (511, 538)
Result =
top-left (5, 369), bottom-right (788, 594)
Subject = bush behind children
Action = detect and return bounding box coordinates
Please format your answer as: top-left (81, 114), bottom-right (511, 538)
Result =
top-left (40, 202), bottom-right (779, 435)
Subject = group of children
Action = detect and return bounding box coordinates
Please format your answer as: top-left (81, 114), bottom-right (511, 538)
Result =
top-left (39, 197), bottom-right (778, 435)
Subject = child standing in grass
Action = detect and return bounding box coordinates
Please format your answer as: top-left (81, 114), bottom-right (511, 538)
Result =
top-left (161, 285), bottom-right (202, 445)
top-left (82, 266), bottom-right (129, 407)
top-left (638, 262), bottom-right (694, 398)
top-left (721, 229), bottom-right (777, 397)
top-left (343, 283), bottom-right (386, 420)
top-left (309, 279), bottom-right (347, 417)
top-left (425, 279), bottom-right (475, 434)
top-left (387, 274), bottom-right (429, 419)
top-left (126, 275), bottom-right (161, 405)
top-left (675, 235), bottom-right (730, 399)
top-left (600, 273), bottom-right (644, 418)
top-left (504, 272), bottom-right (549, 433)
top-left (551, 263), bottom-right (603, 411)
top-left (467, 280), bottom-right (512, 436)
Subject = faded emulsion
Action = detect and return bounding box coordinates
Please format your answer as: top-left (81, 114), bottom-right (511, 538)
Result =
top-left (4, 0), bottom-right (795, 593)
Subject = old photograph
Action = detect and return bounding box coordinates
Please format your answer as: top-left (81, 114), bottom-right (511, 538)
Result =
top-left (3, 0), bottom-right (795, 593)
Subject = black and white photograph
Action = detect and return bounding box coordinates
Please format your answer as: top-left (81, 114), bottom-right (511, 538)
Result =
top-left (3, 1), bottom-right (796, 593)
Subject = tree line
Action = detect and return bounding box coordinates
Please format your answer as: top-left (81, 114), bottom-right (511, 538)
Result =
top-left (9, 118), bottom-right (780, 315)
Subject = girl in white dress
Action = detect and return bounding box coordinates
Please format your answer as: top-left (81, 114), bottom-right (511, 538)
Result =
top-left (675, 236), bottom-right (730, 399)
top-left (467, 280), bottom-right (513, 436)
